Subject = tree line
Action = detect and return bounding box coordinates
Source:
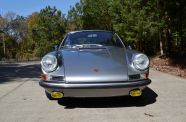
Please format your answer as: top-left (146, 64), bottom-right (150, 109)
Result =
top-left (0, 0), bottom-right (186, 60)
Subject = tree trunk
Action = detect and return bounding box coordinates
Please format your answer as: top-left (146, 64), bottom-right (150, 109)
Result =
top-left (158, 31), bottom-right (164, 56)
top-left (2, 33), bottom-right (6, 57)
top-left (179, 2), bottom-right (184, 51)
top-left (160, 39), bottom-right (164, 56)
top-left (166, 28), bottom-right (172, 56)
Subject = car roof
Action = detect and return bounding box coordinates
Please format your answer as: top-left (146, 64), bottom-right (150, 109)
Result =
top-left (68, 30), bottom-right (113, 34)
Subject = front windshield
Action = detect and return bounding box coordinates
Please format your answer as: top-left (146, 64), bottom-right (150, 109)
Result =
top-left (62, 31), bottom-right (124, 47)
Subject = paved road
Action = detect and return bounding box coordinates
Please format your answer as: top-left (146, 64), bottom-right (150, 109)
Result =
top-left (0, 62), bottom-right (186, 122)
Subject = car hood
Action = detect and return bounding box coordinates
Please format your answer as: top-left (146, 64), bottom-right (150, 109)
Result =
top-left (60, 47), bottom-right (128, 83)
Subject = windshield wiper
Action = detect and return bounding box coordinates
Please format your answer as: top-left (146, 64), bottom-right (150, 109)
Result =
top-left (63, 44), bottom-right (103, 48)
top-left (81, 44), bottom-right (103, 47)
top-left (63, 44), bottom-right (83, 48)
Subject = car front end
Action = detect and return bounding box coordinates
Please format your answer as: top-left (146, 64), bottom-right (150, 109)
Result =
top-left (39, 30), bottom-right (151, 99)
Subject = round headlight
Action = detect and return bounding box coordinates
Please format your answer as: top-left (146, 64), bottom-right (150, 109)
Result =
top-left (133, 54), bottom-right (149, 70)
top-left (41, 55), bottom-right (58, 72)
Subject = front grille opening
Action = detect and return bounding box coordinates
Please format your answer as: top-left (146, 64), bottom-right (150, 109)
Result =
top-left (51, 76), bottom-right (64, 81)
top-left (129, 74), bottom-right (140, 80)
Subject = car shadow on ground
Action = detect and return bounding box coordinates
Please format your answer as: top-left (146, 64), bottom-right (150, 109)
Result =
top-left (58, 87), bottom-right (157, 109)
top-left (0, 63), bottom-right (41, 84)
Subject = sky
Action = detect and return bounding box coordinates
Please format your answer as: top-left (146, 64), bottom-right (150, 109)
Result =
top-left (0, 0), bottom-right (80, 17)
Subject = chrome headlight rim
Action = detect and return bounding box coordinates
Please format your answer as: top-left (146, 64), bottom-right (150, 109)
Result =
top-left (133, 54), bottom-right (149, 71)
top-left (41, 54), bottom-right (58, 73)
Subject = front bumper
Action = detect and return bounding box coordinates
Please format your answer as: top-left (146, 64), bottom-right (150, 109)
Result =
top-left (39, 79), bottom-right (151, 97)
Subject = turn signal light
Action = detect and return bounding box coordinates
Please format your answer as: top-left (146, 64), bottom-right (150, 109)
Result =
top-left (41, 74), bottom-right (46, 80)
top-left (140, 72), bottom-right (149, 79)
top-left (145, 72), bottom-right (149, 78)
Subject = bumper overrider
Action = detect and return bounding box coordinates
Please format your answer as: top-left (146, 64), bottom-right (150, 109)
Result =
top-left (39, 79), bottom-right (151, 97)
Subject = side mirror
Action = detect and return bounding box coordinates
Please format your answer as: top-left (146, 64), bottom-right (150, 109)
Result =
top-left (127, 45), bottom-right (132, 50)
top-left (54, 45), bottom-right (59, 51)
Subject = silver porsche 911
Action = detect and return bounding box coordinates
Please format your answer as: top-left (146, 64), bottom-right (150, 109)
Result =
top-left (39, 30), bottom-right (151, 100)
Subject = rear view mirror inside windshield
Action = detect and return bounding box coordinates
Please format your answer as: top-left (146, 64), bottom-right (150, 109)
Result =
top-left (88, 34), bottom-right (97, 38)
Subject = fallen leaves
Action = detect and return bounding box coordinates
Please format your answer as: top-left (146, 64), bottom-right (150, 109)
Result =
top-left (150, 56), bottom-right (186, 79)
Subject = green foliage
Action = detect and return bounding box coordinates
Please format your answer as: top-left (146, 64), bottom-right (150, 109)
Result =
top-left (67, 2), bottom-right (83, 31)
top-left (82, 0), bottom-right (112, 30)
top-left (68, 0), bottom-right (186, 56)
top-left (0, 6), bottom-right (66, 60)
top-left (29, 6), bottom-right (66, 57)
top-left (0, 1), bottom-right (186, 60)
top-left (110, 0), bottom-right (161, 54)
